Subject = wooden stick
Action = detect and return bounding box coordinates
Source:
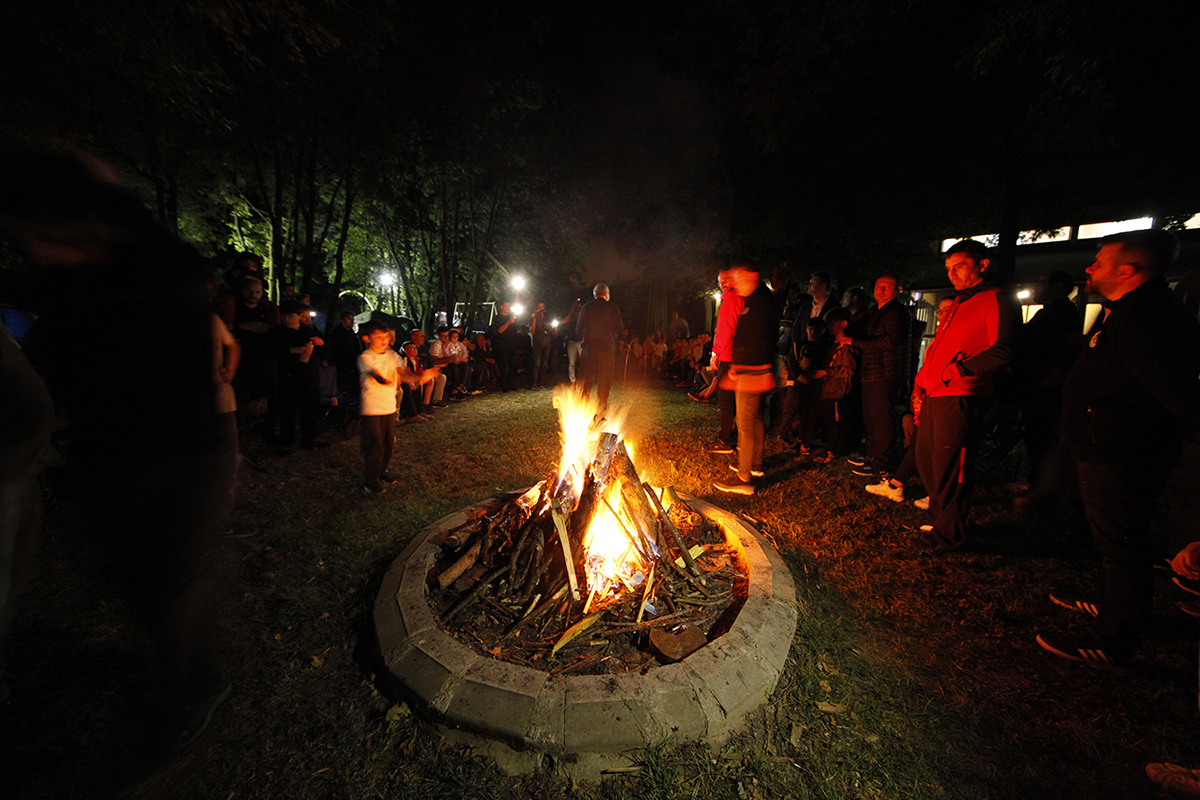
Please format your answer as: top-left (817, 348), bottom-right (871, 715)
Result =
top-left (443, 566), bottom-right (507, 622)
top-left (636, 562), bottom-right (656, 624)
top-left (506, 583), bottom-right (568, 637)
top-left (551, 505), bottom-right (581, 603)
top-left (644, 481), bottom-right (700, 577)
top-left (437, 540), bottom-right (482, 589)
top-left (600, 494), bottom-right (650, 561)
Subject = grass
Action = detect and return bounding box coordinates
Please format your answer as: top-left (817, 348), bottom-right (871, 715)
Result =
top-left (3, 380), bottom-right (1198, 799)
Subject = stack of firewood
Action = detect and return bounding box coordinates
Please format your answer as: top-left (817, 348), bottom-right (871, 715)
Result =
top-left (428, 432), bottom-right (746, 672)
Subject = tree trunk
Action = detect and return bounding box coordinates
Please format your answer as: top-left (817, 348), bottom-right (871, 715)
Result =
top-left (324, 170), bottom-right (356, 335)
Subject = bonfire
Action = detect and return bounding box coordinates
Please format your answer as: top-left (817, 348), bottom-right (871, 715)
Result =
top-left (428, 387), bottom-right (747, 674)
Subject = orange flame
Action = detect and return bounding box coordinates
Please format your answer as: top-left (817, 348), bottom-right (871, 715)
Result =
top-left (552, 387), bottom-right (646, 596)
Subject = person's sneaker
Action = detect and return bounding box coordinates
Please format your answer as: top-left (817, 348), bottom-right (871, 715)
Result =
top-left (171, 681), bottom-right (232, 752)
top-left (1146, 763), bottom-right (1200, 796)
top-left (865, 479), bottom-right (904, 502)
top-left (688, 392), bottom-right (704, 402)
top-left (362, 480), bottom-right (386, 495)
top-left (729, 464), bottom-right (765, 478)
top-left (709, 441), bottom-right (735, 455)
top-left (1174, 576), bottom-right (1200, 597)
top-left (414, 414), bottom-right (432, 422)
top-left (431, 401), bottom-right (448, 409)
top-left (851, 464), bottom-right (881, 477)
top-left (846, 454), bottom-right (867, 467)
top-left (913, 496), bottom-right (930, 510)
top-left (1049, 594), bottom-right (1100, 617)
top-left (811, 452), bottom-right (834, 464)
top-left (714, 476), bottom-right (755, 495)
top-left (919, 524), bottom-right (934, 532)
top-left (1036, 633), bottom-right (1128, 669)
top-left (379, 472), bottom-right (398, 484)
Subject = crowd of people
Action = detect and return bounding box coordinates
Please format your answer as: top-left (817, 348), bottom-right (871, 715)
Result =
top-left (3, 152), bottom-right (1200, 793)
top-left (673, 237), bottom-right (1200, 793)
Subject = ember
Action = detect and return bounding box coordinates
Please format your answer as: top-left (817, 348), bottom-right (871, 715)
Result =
top-left (428, 388), bottom-right (746, 673)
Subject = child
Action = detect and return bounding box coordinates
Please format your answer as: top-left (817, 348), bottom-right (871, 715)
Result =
top-left (812, 307), bottom-right (857, 463)
top-left (357, 320), bottom-right (403, 495)
top-left (779, 317), bottom-right (829, 454)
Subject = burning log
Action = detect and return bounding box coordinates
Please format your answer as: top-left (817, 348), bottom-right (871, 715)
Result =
top-left (644, 481), bottom-right (701, 578)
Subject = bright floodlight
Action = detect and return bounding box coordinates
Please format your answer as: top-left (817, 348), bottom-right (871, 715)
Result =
top-left (512, 303), bottom-right (526, 316)
top-left (511, 275), bottom-right (526, 291)
top-left (1017, 290), bottom-right (1030, 299)
top-left (551, 318), bottom-right (559, 327)
top-left (712, 291), bottom-right (722, 302)
top-left (379, 272), bottom-right (396, 287)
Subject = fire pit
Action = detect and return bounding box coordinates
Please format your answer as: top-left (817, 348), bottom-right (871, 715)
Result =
top-left (372, 391), bottom-right (798, 773)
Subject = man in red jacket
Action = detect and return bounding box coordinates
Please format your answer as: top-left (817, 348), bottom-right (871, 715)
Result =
top-left (911, 240), bottom-right (1019, 551)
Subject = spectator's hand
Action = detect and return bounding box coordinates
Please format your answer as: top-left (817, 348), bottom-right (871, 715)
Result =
top-left (836, 333), bottom-right (850, 344)
top-left (1172, 542), bottom-right (1200, 580)
top-left (811, 369), bottom-right (827, 379)
top-left (218, 366), bottom-right (235, 383)
top-left (309, 336), bottom-right (325, 347)
top-left (911, 388), bottom-right (926, 424)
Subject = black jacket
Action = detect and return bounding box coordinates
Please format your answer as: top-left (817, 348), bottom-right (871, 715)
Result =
top-left (1062, 278), bottom-right (1200, 465)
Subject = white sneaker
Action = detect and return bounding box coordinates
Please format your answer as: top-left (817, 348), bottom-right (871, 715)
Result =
top-left (913, 496), bottom-right (930, 510)
top-left (729, 464), bottom-right (765, 478)
top-left (864, 479), bottom-right (903, 503)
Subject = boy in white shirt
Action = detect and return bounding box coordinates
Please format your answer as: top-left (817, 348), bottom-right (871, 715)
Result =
top-left (357, 321), bottom-right (404, 495)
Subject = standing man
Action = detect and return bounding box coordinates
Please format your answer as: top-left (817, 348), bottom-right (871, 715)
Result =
top-left (530, 301), bottom-right (553, 390)
top-left (576, 283), bottom-right (623, 414)
top-left (714, 264), bottom-right (777, 496)
top-left (562, 298), bottom-right (584, 384)
top-left (790, 271), bottom-right (834, 344)
top-left (707, 270), bottom-right (743, 454)
top-left (911, 240), bottom-right (1019, 551)
top-left (1038, 230), bottom-right (1200, 666)
top-left (489, 301), bottom-right (521, 392)
top-left (842, 273), bottom-right (909, 478)
top-left (667, 310), bottom-right (690, 342)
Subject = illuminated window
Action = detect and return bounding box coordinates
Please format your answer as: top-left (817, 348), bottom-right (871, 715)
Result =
top-left (1077, 217), bottom-right (1153, 240)
top-left (1184, 213), bottom-right (1200, 229)
top-left (941, 234), bottom-right (999, 252)
top-left (1017, 228), bottom-right (1070, 244)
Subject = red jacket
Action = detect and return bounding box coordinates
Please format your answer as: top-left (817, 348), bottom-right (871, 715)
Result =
top-left (915, 282), bottom-right (1018, 398)
top-left (711, 289), bottom-right (744, 363)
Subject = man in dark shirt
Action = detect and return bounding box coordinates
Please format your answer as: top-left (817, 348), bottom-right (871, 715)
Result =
top-left (842, 273), bottom-right (910, 477)
top-left (576, 283), bottom-right (624, 414)
top-left (714, 264), bottom-right (778, 495)
top-left (1038, 230), bottom-right (1200, 667)
top-left (489, 301), bottom-right (521, 392)
top-left (327, 311), bottom-right (362, 392)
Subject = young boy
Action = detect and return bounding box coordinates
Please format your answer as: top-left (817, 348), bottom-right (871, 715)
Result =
top-left (357, 320), bottom-right (403, 495)
top-left (812, 307), bottom-right (857, 463)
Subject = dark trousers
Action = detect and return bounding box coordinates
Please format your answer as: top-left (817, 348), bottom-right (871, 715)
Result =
top-left (1078, 459), bottom-right (1172, 656)
top-left (580, 344), bottom-right (616, 413)
top-left (100, 413), bottom-right (237, 707)
top-left (862, 379), bottom-right (898, 472)
top-left (531, 338), bottom-right (552, 386)
top-left (915, 395), bottom-right (988, 546)
top-left (400, 383), bottom-right (425, 417)
top-left (445, 362), bottom-right (469, 395)
top-left (360, 414), bottom-right (396, 482)
top-left (717, 362), bottom-right (736, 445)
top-left (496, 347), bottom-right (516, 390)
top-left (277, 366), bottom-right (318, 447)
top-left (820, 397), bottom-right (850, 455)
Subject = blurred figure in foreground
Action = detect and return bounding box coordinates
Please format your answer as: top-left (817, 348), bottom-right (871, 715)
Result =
top-left (0, 150), bottom-right (235, 752)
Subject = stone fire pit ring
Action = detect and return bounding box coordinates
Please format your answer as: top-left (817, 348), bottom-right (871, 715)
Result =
top-left (373, 493), bottom-right (798, 773)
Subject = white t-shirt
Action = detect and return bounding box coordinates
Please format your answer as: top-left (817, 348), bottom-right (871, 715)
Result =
top-left (359, 348), bottom-right (403, 416)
